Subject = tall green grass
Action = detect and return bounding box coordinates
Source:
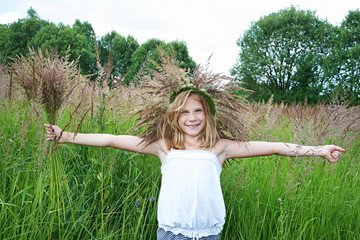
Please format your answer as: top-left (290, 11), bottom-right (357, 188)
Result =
top-left (0, 99), bottom-right (359, 239)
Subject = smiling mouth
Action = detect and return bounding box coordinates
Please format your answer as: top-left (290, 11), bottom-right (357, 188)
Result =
top-left (186, 123), bottom-right (200, 129)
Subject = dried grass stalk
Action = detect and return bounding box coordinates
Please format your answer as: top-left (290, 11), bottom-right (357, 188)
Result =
top-left (0, 59), bottom-right (11, 101)
top-left (12, 47), bottom-right (80, 124)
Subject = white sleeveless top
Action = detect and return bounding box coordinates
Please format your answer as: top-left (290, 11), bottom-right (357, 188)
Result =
top-left (157, 149), bottom-right (226, 238)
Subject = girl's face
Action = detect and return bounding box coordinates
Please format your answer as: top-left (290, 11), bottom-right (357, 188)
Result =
top-left (177, 95), bottom-right (206, 139)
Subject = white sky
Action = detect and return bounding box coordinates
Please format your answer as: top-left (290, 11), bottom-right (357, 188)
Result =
top-left (0, 0), bottom-right (358, 75)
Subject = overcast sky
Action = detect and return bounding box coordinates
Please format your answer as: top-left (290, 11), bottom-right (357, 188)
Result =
top-left (1, 0), bottom-right (358, 75)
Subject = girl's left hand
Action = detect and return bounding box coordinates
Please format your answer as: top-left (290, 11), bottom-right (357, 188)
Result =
top-left (322, 145), bottom-right (345, 163)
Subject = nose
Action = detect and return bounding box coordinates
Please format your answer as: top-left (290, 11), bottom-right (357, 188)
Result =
top-left (188, 112), bottom-right (197, 121)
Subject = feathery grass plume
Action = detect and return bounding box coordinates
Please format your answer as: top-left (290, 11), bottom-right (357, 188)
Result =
top-left (56, 77), bottom-right (93, 140)
top-left (281, 101), bottom-right (358, 148)
top-left (87, 35), bottom-right (124, 124)
top-left (0, 58), bottom-right (11, 101)
top-left (12, 47), bottom-right (80, 124)
top-left (90, 35), bottom-right (125, 134)
top-left (11, 52), bottom-right (40, 102)
top-left (94, 36), bottom-right (115, 89)
top-left (250, 98), bottom-right (360, 147)
top-left (104, 82), bottom-right (137, 128)
top-left (35, 47), bottom-right (80, 124)
top-left (128, 47), bottom-right (254, 148)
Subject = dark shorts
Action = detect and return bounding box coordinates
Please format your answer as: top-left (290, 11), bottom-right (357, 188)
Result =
top-left (157, 227), bottom-right (220, 240)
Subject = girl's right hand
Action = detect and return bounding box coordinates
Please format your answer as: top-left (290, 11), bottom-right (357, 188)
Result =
top-left (44, 124), bottom-right (63, 142)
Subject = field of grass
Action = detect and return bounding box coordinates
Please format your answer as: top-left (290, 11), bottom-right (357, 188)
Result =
top-left (1, 48), bottom-right (359, 239)
top-left (1, 95), bottom-right (359, 240)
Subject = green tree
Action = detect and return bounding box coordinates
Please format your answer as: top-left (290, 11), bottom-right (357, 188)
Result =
top-left (231, 6), bottom-right (335, 104)
top-left (125, 39), bottom-right (196, 84)
top-left (0, 24), bottom-right (9, 61)
top-left (325, 10), bottom-right (360, 105)
top-left (28, 22), bottom-right (94, 75)
top-left (168, 40), bottom-right (197, 71)
top-left (98, 31), bottom-right (139, 77)
top-left (72, 19), bottom-right (96, 47)
top-left (72, 19), bottom-right (97, 75)
top-left (0, 7), bottom-right (49, 61)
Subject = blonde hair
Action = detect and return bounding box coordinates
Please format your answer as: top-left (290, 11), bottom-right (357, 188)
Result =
top-left (157, 90), bottom-right (219, 150)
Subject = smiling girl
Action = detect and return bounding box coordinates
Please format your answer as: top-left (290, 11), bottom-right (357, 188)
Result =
top-left (45, 87), bottom-right (344, 239)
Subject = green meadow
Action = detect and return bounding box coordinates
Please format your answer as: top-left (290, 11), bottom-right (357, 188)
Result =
top-left (1, 95), bottom-right (359, 239)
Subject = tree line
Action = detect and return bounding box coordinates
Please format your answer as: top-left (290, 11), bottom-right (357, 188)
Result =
top-left (0, 8), bottom-right (196, 85)
top-left (1, 7), bottom-right (359, 104)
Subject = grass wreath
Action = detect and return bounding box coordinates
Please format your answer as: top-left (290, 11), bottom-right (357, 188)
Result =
top-left (169, 86), bottom-right (216, 116)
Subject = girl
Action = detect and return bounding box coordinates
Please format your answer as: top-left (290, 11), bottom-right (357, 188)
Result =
top-left (45, 89), bottom-right (344, 240)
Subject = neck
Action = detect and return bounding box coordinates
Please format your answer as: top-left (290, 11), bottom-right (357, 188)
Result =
top-left (183, 135), bottom-right (202, 149)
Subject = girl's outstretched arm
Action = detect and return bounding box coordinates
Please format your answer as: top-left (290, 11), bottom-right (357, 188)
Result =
top-left (218, 140), bottom-right (345, 164)
top-left (44, 124), bottom-right (162, 156)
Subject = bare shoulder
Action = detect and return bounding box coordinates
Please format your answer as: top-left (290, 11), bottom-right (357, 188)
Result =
top-left (155, 139), bottom-right (170, 163)
top-left (213, 139), bottom-right (239, 165)
top-left (214, 139), bottom-right (256, 163)
top-left (153, 139), bottom-right (168, 155)
top-left (214, 139), bottom-right (243, 152)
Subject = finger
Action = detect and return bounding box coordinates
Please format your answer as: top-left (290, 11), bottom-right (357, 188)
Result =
top-left (331, 154), bottom-right (341, 163)
top-left (45, 126), bottom-right (53, 132)
top-left (333, 146), bottom-right (345, 152)
top-left (331, 150), bottom-right (339, 155)
top-left (328, 157), bottom-right (339, 163)
top-left (46, 130), bottom-right (54, 135)
top-left (46, 132), bottom-right (53, 137)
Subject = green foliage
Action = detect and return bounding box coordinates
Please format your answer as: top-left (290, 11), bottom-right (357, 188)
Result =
top-left (98, 31), bottom-right (139, 77)
top-left (231, 6), bottom-right (344, 104)
top-left (2, 6), bottom-right (358, 104)
top-left (126, 38), bottom-right (167, 84)
top-left (0, 24), bottom-right (9, 60)
top-left (221, 154), bottom-right (360, 240)
top-left (0, 7), bottom-right (197, 85)
top-left (28, 22), bottom-right (96, 76)
top-left (125, 39), bottom-right (196, 84)
top-left (0, 8), bottom-right (50, 61)
top-left (168, 40), bottom-right (197, 71)
top-left (323, 9), bottom-right (360, 105)
top-left (72, 19), bottom-right (97, 74)
top-left (0, 100), bottom-right (161, 239)
top-left (72, 19), bottom-right (96, 46)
